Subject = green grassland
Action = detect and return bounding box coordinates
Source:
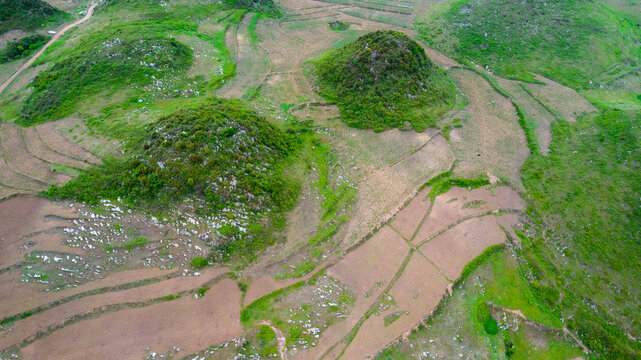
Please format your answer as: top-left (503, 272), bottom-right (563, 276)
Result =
top-left (309, 30), bottom-right (456, 132)
top-left (0, 0), bottom-right (69, 34)
top-left (417, 0), bottom-right (641, 91)
top-left (47, 98), bottom-right (304, 262)
top-left (520, 110), bottom-right (641, 358)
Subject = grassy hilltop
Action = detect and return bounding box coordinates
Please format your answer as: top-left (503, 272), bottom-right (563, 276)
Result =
top-left (310, 30), bottom-right (456, 132)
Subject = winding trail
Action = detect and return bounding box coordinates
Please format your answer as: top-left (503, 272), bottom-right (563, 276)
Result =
top-left (0, 1), bottom-right (101, 95)
top-left (257, 320), bottom-right (288, 360)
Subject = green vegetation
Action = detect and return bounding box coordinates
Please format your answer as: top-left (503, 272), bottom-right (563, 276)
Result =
top-left (310, 30), bottom-right (456, 131)
top-left (190, 256), bottom-right (209, 269)
top-left (19, 24), bottom-right (193, 125)
top-left (122, 237), bottom-right (148, 251)
top-left (47, 98), bottom-right (303, 262)
top-left (0, 34), bottom-right (49, 63)
top-left (423, 170), bottom-right (490, 200)
top-left (328, 20), bottom-right (349, 31)
top-left (223, 0), bottom-right (281, 16)
top-left (520, 110), bottom-right (641, 358)
top-left (418, 0), bottom-right (641, 89)
top-left (377, 250), bottom-right (580, 360)
top-left (0, 0), bottom-right (68, 34)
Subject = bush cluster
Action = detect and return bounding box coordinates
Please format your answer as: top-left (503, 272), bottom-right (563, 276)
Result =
top-left (0, 34), bottom-right (49, 63)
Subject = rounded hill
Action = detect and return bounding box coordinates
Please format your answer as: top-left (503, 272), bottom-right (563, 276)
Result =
top-left (310, 30), bottom-right (456, 131)
top-left (48, 98), bottom-right (302, 260)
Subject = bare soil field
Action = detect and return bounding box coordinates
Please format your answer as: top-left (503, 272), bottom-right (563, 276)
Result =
top-left (390, 187), bottom-right (431, 240)
top-left (523, 74), bottom-right (598, 123)
top-left (19, 278), bottom-right (242, 360)
top-left (20, 127), bottom-right (89, 169)
top-left (0, 268), bottom-right (227, 351)
top-left (0, 123), bottom-right (70, 185)
top-left (216, 16), bottom-right (271, 99)
top-left (0, 268), bottom-right (172, 320)
top-left (339, 253), bottom-right (449, 359)
top-left (494, 75), bottom-right (556, 154)
top-left (343, 133), bottom-right (453, 246)
top-left (413, 185), bottom-right (523, 243)
top-left (419, 216), bottom-right (510, 280)
top-left (446, 69), bottom-right (529, 185)
top-left (35, 122), bottom-right (101, 164)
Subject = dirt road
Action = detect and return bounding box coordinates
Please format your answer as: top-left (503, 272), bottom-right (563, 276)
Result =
top-left (0, 0), bottom-right (101, 95)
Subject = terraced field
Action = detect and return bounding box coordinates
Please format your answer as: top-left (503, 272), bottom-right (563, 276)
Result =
top-left (0, 0), bottom-right (637, 358)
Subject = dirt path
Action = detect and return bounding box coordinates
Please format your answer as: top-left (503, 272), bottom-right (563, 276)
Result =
top-left (0, 1), bottom-right (101, 95)
top-left (257, 320), bottom-right (288, 360)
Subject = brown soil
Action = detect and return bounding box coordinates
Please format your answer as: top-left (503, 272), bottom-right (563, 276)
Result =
top-left (413, 186), bottom-right (522, 243)
top-left (299, 226), bottom-right (409, 359)
top-left (0, 196), bottom-right (76, 267)
top-left (447, 69), bottom-right (529, 186)
top-left (35, 123), bottom-right (100, 165)
top-left (419, 216), bottom-right (507, 280)
top-left (20, 278), bottom-right (242, 360)
top-left (0, 139), bottom-right (47, 192)
top-left (344, 134), bottom-right (453, 246)
top-left (0, 268), bottom-right (172, 320)
top-left (0, 123), bottom-right (70, 185)
top-left (525, 74), bottom-right (598, 123)
top-left (390, 187), bottom-right (431, 240)
top-left (0, 268), bottom-right (227, 350)
top-left (423, 45), bottom-right (460, 70)
top-left (494, 75), bottom-right (555, 154)
top-left (244, 275), bottom-right (299, 306)
top-left (339, 254), bottom-right (449, 359)
top-left (20, 127), bottom-right (89, 169)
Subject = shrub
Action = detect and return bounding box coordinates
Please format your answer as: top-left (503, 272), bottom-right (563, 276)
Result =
top-left (0, 34), bottom-right (49, 63)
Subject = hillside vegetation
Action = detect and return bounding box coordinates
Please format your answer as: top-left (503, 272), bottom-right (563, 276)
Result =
top-left (520, 110), bottom-right (641, 358)
top-left (0, 0), bottom-right (68, 34)
top-left (418, 0), bottom-right (641, 89)
top-left (310, 30), bottom-right (456, 132)
top-left (47, 98), bottom-right (302, 261)
top-left (20, 24), bottom-right (193, 125)
top-left (0, 34), bottom-right (49, 63)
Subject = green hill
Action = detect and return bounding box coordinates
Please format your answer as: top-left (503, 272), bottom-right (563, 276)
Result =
top-left (310, 30), bottom-right (456, 132)
top-left (20, 24), bottom-right (193, 125)
top-left (418, 0), bottom-right (641, 90)
top-left (47, 98), bottom-right (301, 261)
top-left (0, 0), bottom-right (68, 34)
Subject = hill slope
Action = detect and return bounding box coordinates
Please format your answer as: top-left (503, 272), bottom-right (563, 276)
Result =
top-left (418, 0), bottom-right (641, 90)
top-left (48, 98), bottom-right (302, 261)
top-left (0, 0), bottom-right (68, 34)
top-left (310, 30), bottom-right (456, 132)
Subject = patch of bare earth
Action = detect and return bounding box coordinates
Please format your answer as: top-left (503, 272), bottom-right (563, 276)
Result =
top-left (20, 278), bottom-right (242, 360)
top-left (390, 187), bottom-right (431, 240)
top-left (524, 74), bottom-right (598, 123)
top-left (20, 126), bottom-right (90, 169)
top-left (0, 268), bottom-right (227, 351)
top-left (446, 69), bottom-right (529, 186)
top-left (35, 122), bottom-right (101, 165)
top-left (339, 254), bottom-right (449, 359)
top-left (343, 133), bottom-right (453, 246)
top-left (493, 74), bottom-right (556, 154)
top-left (413, 185), bottom-right (523, 243)
top-left (297, 226), bottom-right (409, 359)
